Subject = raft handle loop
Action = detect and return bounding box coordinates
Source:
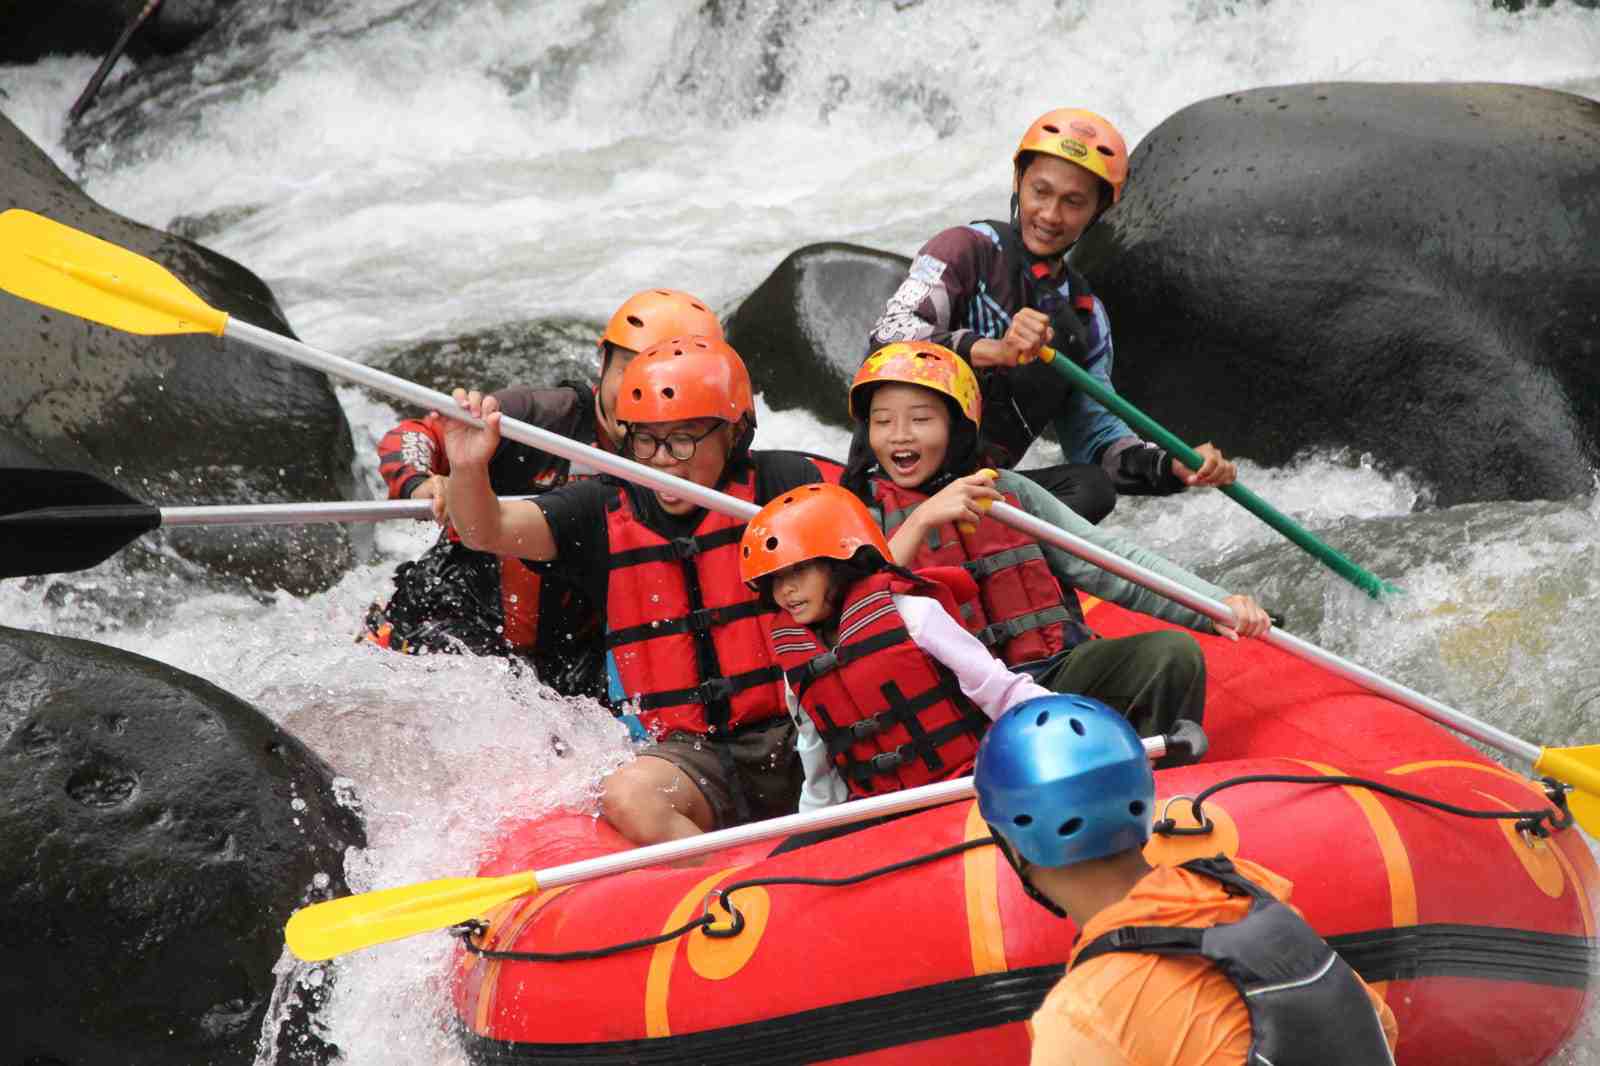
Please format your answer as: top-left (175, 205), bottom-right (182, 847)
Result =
top-left (700, 891), bottom-right (746, 939)
top-left (1151, 794), bottom-right (1215, 837)
top-left (1527, 779), bottom-right (1576, 838)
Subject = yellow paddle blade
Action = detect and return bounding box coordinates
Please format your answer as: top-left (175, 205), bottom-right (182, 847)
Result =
top-left (0, 209), bottom-right (227, 336)
top-left (1532, 744), bottom-right (1600, 838)
top-left (285, 869), bottom-right (540, 962)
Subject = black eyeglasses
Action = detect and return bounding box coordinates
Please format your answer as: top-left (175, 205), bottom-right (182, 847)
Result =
top-left (626, 423), bottom-right (722, 462)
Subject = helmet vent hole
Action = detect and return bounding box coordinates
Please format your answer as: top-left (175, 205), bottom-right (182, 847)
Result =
top-left (1097, 145), bottom-right (1116, 157)
top-left (1069, 718), bottom-right (1086, 736)
top-left (1035, 711), bottom-right (1049, 727)
top-left (765, 536), bottom-right (779, 551)
top-left (741, 546), bottom-right (750, 557)
top-left (662, 387), bottom-right (675, 399)
top-left (1013, 814), bottom-right (1033, 827)
top-left (1058, 817), bottom-right (1084, 837)
top-left (1129, 801), bottom-right (1146, 817)
top-left (783, 495), bottom-right (795, 504)
top-left (692, 302), bottom-right (707, 311)
top-left (1042, 124), bottom-right (1060, 134)
top-left (630, 388), bottom-right (642, 401)
top-left (626, 315), bottom-right (645, 328)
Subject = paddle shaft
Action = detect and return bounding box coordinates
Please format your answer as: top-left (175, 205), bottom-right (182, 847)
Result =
top-left (230, 317), bottom-right (1536, 765)
top-left (228, 320), bottom-right (760, 522)
top-left (1038, 348), bottom-right (1397, 600)
top-left (157, 497), bottom-right (524, 527)
top-left (513, 735), bottom-right (1173, 889)
top-left (989, 500), bottom-right (1539, 764)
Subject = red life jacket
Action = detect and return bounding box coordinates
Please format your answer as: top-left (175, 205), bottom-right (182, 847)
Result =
top-left (768, 570), bottom-right (991, 798)
top-left (603, 469), bottom-right (786, 739)
top-left (869, 477), bottom-right (1093, 668)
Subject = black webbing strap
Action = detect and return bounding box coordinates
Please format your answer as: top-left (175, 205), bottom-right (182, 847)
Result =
top-left (783, 627), bottom-right (908, 698)
top-left (607, 525), bottom-right (744, 571)
top-left (606, 598), bottom-right (774, 649)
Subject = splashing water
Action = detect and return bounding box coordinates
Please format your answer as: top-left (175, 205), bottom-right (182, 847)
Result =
top-left (2, 0), bottom-right (1598, 1062)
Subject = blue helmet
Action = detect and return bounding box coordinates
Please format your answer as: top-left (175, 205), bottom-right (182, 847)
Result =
top-left (974, 694), bottom-right (1155, 868)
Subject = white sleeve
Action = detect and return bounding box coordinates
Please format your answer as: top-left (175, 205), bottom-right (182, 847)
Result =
top-left (894, 594), bottom-right (1053, 720)
top-left (787, 678), bottom-right (850, 812)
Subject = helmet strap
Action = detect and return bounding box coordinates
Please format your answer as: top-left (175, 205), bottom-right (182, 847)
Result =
top-left (990, 828), bottom-right (1068, 920)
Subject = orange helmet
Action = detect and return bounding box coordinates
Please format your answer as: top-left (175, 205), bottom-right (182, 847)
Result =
top-left (616, 335), bottom-right (755, 427)
top-left (1014, 108), bottom-right (1129, 204)
top-left (598, 289), bottom-right (723, 368)
top-left (849, 341), bottom-right (981, 428)
top-left (739, 483), bottom-right (891, 586)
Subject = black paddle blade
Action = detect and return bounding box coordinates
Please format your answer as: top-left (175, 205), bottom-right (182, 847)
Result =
top-left (1, 468), bottom-right (161, 578)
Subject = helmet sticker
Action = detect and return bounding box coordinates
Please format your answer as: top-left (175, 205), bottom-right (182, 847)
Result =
top-left (908, 253), bottom-right (948, 284)
top-left (1058, 137), bottom-right (1088, 159)
top-left (1069, 119), bottom-right (1098, 138)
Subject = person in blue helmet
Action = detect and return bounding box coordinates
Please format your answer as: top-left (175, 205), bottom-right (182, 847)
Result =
top-left (974, 695), bottom-right (1399, 1066)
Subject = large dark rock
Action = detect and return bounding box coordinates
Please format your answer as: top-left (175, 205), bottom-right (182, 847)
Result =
top-left (0, 0), bottom-right (229, 64)
top-left (0, 625), bottom-right (365, 1065)
top-left (726, 242), bottom-right (909, 426)
top-left (362, 317), bottom-right (602, 398)
top-left (1, 112), bottom-right (364, 592)
top-left (1072, 82), bottom-right (1600, 506)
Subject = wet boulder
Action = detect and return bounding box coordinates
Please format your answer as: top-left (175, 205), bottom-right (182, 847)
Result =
top-left (1, 111), bottom-right (364, 593)
top-left (1072, 82), bottom-right (1600, 506)
top-left (362, 317), bottom-right (602, 397)
top-left (726, 242), bottom-right (909, 427)
top-left (0, 0), bottom-right (228, 64)
top-left (0, 625), bottom-right (365, 1066)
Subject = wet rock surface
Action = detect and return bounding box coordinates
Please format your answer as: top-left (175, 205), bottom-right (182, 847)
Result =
top-left (0, 624), bottom-right (365, 1065)
top-left (1, 112), bottom-right (363, 593)
top-left (1072, 82), bottom-right (1600, 506)
top-left (726, 241), bottom-right (909, 428)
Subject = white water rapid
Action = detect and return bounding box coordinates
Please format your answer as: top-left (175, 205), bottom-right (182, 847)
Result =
top-left (2, 1), bottom-right (1598, 1063)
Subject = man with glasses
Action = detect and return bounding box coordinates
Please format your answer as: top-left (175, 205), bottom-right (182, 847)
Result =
top-left (441, 335), bottom-right (836, 844)
top-left (362, 289), bottom-right (724, 697)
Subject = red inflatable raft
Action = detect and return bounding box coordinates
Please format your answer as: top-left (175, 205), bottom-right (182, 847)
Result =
top-left (450, 599), bottom-right (1599, 1065)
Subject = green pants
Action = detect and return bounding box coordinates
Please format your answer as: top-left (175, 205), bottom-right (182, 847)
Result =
top-left (1034, 631), bottom-right (1206, 762)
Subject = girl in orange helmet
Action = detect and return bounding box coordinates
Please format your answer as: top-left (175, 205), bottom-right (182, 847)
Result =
top-left (842, 341), bottom-right (1270, 749)
top-left (362, 289), bottom-right (724, 695)
top-left (740, 483), bottom-right (1058, 809)
top-left (866, 108), bottom-right (1238, 523)
top-left (440, 336), bottom-right (837, 845)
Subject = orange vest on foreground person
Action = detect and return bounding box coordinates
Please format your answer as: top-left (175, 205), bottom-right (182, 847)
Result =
top-left (1029, 858), bottom-right (1399, 1066)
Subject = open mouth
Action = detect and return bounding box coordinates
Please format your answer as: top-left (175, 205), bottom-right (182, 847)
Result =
top-left (889, 450), bottom-right (921, 476)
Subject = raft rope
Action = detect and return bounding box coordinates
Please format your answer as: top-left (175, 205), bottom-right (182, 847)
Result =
top-left (452, 837), bottom-right (990, 962)
top-left (452, 773), bottom-right (1574, 963)
top-left (1153, 772), bottom-right (1575, 840)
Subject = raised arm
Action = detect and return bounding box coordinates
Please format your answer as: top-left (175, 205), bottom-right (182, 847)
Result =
top-left (438, 389), bottom-right (558, 560)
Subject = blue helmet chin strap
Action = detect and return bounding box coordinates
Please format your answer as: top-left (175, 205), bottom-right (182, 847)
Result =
top-left (989, 825), bottom-right (1069, 920)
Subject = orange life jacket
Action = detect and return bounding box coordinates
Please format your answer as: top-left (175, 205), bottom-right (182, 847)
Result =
top-left (602, 470), bottom-right (786, 739)
top-left (768, 570), bottom-right (990, 797)
top-left (869, 477), bottom-right (1092, 667)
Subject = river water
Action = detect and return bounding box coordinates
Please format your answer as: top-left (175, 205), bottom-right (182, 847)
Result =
top-left (2, 1), bottom-right (1598, 1062)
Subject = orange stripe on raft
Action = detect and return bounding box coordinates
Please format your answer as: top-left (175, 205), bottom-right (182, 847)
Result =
top-left (1077, 594), bottom-right (1104, 617)
top-left (1284, 759), bottom-right (1419, 930)
top-left (1388, 758), bottom-right (1547, 797)
top-left (645, 867), bottom-right (748, 1039)
top-left (472, 886), bottom-right (575, 1037)
top-left (963, 801), bottom-right (1008, 976)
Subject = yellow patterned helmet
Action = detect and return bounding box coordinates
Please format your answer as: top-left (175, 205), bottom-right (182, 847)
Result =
top-left (1014, 108), bottom-right (1129, 204)
top-left (849, 341), bottom-right (981, 429)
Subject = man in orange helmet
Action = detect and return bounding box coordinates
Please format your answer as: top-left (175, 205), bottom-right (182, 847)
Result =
top-left (867, 108), bottom-right (1239, 524)
top-left (441, 336), bottom-right (836, 845)
top-left (361, 290), bottom-right (723, 697)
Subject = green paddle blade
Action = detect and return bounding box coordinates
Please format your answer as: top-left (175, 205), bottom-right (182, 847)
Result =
top-left (1, 469), bottom-right (161, 578)
top-left (0, 209), bottom-right (228, 336)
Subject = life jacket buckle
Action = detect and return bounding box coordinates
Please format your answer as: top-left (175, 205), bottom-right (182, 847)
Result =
top-left (670, 536), bottom-right (701, 559)
top-left (696, 677), bottom-right (734, 704)
top-left (849, 716), bottom-right (885, 740)
top-left (868, 750), bottom-right (906, 773)
top-left (686, 607), bottom-right (718, 632)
